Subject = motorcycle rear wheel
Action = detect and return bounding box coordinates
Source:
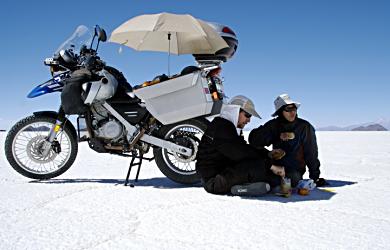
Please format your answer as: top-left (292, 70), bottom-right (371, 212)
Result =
top-left (153, 119), bottom-right (208, 184)
top-left (4, 114), bottom-right (78, 179)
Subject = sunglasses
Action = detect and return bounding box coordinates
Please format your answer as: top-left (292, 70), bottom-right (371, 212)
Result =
top-left (283, 106), bottom-right (297, 112)
top-left (241, 110), bottom-right (252, 118)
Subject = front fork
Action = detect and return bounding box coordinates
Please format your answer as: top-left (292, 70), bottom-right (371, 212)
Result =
top-left (41, 107), bottom-right (66, 156)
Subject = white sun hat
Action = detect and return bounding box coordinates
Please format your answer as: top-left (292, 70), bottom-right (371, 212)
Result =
top-left (272, 93), bottom-right (301, 117)
top-left (229, 95), bottom-right (261, 118)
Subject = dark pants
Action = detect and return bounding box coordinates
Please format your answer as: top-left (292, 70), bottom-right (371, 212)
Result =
top-left (203, 159), bottom-right (279, 195)
top-left (285, 169), bottom-right (304, 187)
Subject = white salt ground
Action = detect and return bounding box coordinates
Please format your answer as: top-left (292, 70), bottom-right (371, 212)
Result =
top-left (0, 131), bottom-right (389, 250)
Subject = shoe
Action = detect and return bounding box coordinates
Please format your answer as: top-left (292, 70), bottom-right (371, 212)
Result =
top-left (315, 178), bottom-right (328, 187)
top-left (231, 182), bottom-right (270, 196)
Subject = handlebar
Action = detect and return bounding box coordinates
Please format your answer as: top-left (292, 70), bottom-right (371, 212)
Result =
top-left (44, 46), bottom-right (105, 75)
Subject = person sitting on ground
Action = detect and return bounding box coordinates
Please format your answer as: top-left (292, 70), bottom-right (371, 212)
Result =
top-left (196, 95), bottom-right (285, 196)
top-left (249, 93), bottom-right (327, 187)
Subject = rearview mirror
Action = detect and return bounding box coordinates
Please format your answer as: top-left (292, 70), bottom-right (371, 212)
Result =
top-left (95, 25), bottom-right (107, 42)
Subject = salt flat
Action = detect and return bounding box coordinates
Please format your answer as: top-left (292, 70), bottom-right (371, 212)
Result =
top-left (1, 131), bottom-right (389, 250)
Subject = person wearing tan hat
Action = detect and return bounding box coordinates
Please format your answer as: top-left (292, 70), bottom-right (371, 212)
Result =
top-left (196, 95), bottom-right (285, 196)
top-left (249, 94), bottom-right (326, 187)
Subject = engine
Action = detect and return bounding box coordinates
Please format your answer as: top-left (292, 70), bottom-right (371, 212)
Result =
top-left (95, 119), bottom-right (124, 141)
top-left (91, 103), bottom-right (125, 141)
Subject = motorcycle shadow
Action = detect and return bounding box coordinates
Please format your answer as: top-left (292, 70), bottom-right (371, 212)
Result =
top-left (30, 177), bottom-right (202, 189)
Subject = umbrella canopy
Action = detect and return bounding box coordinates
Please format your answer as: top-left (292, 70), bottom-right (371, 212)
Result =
top-left (109, 13), bottom-right (228, 55)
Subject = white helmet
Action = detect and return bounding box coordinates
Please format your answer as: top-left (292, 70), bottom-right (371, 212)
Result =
top-left (272, 93), bottom-right (301, 117)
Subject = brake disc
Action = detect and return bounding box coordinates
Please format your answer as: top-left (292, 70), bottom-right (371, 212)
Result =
top-left (26, 135), bottom-right (57, 164)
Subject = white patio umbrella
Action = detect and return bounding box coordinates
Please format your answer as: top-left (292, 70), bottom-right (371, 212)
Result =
top-left (110, 12), bottom-right (228, 55)
top-left (109, 13), bottom-right (229, 75)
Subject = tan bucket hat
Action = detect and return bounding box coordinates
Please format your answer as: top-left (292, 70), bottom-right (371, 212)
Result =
top-left (272, 93), bottom-right (301, 117)
top-left (229, 95), bottom-right (261, 118)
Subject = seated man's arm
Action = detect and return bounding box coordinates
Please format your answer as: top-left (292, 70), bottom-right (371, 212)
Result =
top-left (248, 121), bottom-right (275, 148)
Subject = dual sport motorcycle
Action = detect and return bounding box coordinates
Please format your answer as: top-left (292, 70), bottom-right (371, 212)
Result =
top-left (4, 24), bottom-right (238, 184)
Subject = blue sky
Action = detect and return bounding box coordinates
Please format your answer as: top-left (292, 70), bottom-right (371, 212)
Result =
top-left (1, 0), bottom-right (389, 129)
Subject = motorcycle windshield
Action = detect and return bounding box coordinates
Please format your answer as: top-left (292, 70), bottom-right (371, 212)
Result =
top-left (55, 25), bottom-right (93, 54)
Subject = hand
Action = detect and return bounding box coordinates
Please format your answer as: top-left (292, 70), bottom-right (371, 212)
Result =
top-left (270, 165), bottom-right (285, 177)
top-left (315, 178), bottom-right (328, 187)
top-left (268, 149), bottom-right (286, 160)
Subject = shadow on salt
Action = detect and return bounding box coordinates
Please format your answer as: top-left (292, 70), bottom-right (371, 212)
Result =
top-left (237, 179), bottom-right (357, 203)
top-left (29, 177), bottom-right (202, 189)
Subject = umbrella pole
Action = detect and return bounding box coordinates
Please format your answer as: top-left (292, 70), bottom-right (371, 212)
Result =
top-left (168, 33), bottom-right (171, 76)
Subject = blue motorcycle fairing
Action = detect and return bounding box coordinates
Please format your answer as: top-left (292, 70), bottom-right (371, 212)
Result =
top-left (27, 72), bottom-right (69, 98)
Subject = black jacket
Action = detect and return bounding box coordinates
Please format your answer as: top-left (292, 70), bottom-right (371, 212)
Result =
top-left (196, 117), bottom-right (269, 180)
top-left (249, 116), bottom-right (321, 180)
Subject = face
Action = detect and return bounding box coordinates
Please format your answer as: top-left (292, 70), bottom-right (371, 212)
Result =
top-left (237, 110), bottom-right (251, 128)
top-left (282, 105), bottom-right (297, 122)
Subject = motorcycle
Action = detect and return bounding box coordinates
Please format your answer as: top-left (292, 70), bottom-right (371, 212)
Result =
top-left (4, 24), bottom-right (238, 185)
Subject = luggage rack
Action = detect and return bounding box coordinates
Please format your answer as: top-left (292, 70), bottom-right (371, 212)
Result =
top-left (196, 59), bottom-right (223, 67)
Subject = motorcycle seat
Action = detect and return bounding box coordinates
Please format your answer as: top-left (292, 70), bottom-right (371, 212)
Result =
top-left (180, 66), bottom-right (200, 76)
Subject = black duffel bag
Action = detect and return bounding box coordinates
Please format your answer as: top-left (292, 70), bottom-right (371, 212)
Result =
top-left (61, 68), bottom-right (93, 115)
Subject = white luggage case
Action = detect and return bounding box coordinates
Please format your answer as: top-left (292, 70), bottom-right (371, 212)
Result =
top-left (134, 71), bottom-right (217, 124)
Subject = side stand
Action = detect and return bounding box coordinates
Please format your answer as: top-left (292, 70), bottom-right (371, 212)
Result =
top-left (123, 152), bottom-right (154, 187)
top-left (124, 153), bottom-right (143, 187)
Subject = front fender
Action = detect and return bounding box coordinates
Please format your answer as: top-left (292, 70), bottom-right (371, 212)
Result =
top-left (33, 111), bottom-right (59, 119)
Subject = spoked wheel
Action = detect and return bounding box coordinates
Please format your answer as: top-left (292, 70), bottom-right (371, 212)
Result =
top-left (4, 114), bottom-right (78, 179)
top-left (153, 119), bottom-right (208, 184)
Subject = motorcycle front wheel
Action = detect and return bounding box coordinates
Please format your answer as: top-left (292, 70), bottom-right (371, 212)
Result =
top-left (153, 118), bottom-right (208, 184)
top-left (4, 114), bottom-right (78, 179)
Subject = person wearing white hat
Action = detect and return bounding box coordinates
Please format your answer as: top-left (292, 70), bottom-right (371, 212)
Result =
top-left (196, 95), bottom-right (285, 196)
top-left (249, 94), bottom-right (326, 187)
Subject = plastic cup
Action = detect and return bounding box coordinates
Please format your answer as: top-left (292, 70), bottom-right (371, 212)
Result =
top-left (280, 177), bottom-right (292, 196)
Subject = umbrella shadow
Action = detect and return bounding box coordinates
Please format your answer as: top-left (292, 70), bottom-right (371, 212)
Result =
top-left (237, 179), bottom-right (357, 203)
top-left (29, 177), bottom-right (202, 189)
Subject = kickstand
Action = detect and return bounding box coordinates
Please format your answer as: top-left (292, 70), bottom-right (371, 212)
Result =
top-left (124, 152), bottom-right (143, 187)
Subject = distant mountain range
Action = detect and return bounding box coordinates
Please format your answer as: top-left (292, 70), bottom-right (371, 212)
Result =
top-left (318, 119), bottom-right (390, 131)
top-left (1, 118), bottom-right (390, 132)
top-left (352, 124), bottom-right (387, 131)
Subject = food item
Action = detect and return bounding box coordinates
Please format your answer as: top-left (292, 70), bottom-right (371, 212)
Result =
top-left (298, 188), bottom-right (310, 195)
